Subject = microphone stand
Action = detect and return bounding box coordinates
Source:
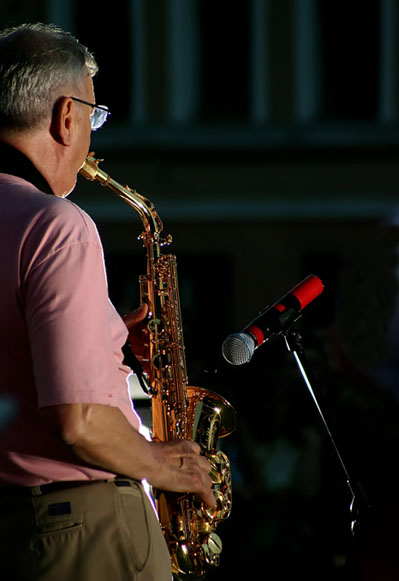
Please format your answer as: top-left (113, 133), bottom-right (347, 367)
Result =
top-left (282, 321), bottom-right (369, 536)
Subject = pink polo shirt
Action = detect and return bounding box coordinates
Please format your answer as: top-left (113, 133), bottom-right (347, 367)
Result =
top-left (0, 173), bottom-right (141, 486)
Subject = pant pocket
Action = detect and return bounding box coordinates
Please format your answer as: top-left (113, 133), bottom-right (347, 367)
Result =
top-left (115, 481), bottom-right (151, 572)
top-left (34, 497), bottom-right (84, 535)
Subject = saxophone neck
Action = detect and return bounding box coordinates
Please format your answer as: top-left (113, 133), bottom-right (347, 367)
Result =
top-left (79, 154), bottom-right (164, 237)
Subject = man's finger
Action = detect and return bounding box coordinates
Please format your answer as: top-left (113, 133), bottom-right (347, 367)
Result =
top-left (124, 303), bottom-right (148, 327)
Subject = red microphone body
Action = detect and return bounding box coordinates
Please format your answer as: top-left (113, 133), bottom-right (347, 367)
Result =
top-left (222, 275), bottom-right (324, 365)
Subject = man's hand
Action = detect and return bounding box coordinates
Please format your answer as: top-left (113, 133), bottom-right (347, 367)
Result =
top-left (149, 439), bottom-right (216, 508)
top-left (123, 303), bottom-right (150, 370)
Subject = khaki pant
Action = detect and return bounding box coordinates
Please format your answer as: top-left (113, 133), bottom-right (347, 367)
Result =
top-left (0, 479), bottom-right (172, 581)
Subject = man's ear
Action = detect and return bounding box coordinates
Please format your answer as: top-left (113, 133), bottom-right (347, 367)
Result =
top-left (50, 97), bottom-right (74, 145)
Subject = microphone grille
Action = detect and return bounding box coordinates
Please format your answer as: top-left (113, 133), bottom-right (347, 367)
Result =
top-left (222, 332), bottom-right (256, 366)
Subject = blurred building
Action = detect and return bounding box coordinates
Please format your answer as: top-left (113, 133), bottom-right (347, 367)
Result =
top-left (2, 2), bottom-right (399, 579)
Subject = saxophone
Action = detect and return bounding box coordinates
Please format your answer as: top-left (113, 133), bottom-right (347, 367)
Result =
top-left (79, 155), bottom-right (236, 580)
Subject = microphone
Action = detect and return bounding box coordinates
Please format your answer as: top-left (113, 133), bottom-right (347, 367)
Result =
top-left (222, 275), bottom-right (324, 365)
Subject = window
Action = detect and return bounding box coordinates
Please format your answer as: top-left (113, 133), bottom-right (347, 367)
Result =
top-left (317, 0), bottom-right (380, 121)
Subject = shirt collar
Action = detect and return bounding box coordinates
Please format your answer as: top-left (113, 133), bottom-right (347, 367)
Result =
top-left (0, 141), bottom-right (54, 196)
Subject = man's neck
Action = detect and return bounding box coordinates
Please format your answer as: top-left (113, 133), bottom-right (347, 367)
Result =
top-left (0, 141), bottom-right (54, 196)
top-left (0, 129), bottom-right (74, 198)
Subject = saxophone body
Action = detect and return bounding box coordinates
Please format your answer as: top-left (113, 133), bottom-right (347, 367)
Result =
top-left (80, 155), bottom-right (236, 580)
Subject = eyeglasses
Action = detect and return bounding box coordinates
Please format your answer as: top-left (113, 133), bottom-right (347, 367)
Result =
top-left (70, 96), bottom-right (110, 131)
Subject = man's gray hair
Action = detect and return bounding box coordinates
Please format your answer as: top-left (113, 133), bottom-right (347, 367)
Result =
top-left (0, 22), bottom-right (98, 132)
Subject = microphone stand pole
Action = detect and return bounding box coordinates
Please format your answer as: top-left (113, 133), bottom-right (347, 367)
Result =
top-left (282, 322), bottom-right (369, 536)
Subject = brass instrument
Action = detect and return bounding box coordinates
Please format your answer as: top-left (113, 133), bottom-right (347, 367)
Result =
top-left (79, 155), bottom-right (236, 580)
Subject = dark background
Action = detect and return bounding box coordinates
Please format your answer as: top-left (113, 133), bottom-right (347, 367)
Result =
top-left (2, 1), bottom-right (399, 578)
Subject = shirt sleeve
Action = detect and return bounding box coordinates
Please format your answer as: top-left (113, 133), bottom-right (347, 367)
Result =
top-left (22, 199), bottom-right (132, 410)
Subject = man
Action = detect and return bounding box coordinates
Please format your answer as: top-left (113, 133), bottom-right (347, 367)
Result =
top-left (0, 22), bottom-right (214, 580)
